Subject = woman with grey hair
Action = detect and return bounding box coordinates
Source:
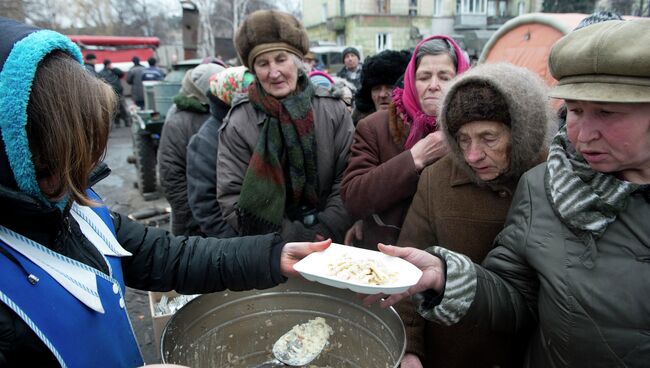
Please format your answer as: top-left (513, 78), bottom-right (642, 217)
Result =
top-left (341, 35), bottom-right (469, 250)
top-left (217, 10), bottom-right (354, 242)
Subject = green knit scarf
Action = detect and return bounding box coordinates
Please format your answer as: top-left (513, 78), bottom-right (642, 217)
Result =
top-left (238, 74), bottom-right (319, 235)
top-left (545, 126), bottom-right (639, 240)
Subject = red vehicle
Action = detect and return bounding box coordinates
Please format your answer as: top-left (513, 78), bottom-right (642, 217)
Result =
top-left (67, 35), bottom-right (160, 69)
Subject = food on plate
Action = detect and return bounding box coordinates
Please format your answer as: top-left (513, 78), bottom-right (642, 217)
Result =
top-left (326, 256), bottom-right (397, 285)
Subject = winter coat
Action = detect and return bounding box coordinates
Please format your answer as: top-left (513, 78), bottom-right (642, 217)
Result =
top-left (427, 164), bottom-right (650, 367)
top-left (0, 163), bottom-right (285, 366)
top-left (98, 67), bottom-right (124, 95)
top-left (127, 64), bottom-right (145, 102)
top-left (341, 107), bottom-right (419, 249)
top-left (157, 102), bottom-right (210, 236)
top-left (336, 64), bottom-right (362, 90)
top-left (396, 63), bottom-right (553, 368)
top-left (186, 94), bottom-right (237, 238)
top-left (216, 90), bottom-right (354, 243)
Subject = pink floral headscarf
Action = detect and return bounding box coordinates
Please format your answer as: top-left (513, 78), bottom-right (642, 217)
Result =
top-left (393, 35), bottom-right (470, 149)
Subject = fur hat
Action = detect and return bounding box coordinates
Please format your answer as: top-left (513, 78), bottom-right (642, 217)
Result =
top-left (444, 82), bottom-right (511, 137)
top-left (342, 47), bottom-right (360, 60)
top-left (235, 10), bottom-right (309, 69)
top-left (354, 49), bottom-right (411, 113)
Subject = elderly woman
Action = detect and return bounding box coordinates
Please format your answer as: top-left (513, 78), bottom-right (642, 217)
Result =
top-left (341, 35), bottom-right (469, 249)
top-left (367, 19), bottom-right (650, 367)
top-left (397, 63), bottom-right (554, 368)
top-left (217, 10), bottom-right (354, 242)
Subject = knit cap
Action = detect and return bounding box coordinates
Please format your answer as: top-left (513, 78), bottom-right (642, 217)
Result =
top-left (180, 63), bottom-right (225, 105)
top-left (309, 70), bottom-right (334, 88)
top-left (209, 66), bottom-right (255, 106)
top-left (444, 82), bottom-right (511, 136)
top-left (342, 47), bottom-right (360, 59)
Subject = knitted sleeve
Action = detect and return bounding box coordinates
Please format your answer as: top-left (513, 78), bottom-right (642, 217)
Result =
top-left (415, 246), bottom-right (477, 325)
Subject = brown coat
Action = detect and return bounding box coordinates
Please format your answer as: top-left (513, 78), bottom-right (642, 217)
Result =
top-left (396, 63), bottom-right (555, 368)
top-left (217, 90), bottom-right (354, 242)
top-left (341, 108), bottom-right (420, 249)
top-left (397, 156), bottom-right (522, 368)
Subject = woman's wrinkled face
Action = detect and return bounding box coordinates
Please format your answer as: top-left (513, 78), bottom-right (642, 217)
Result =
top-left (457, 120), bottom-right (511, 181)
top-left (566, 100), bottom-right (650, 183)
top-left (414, 54), bottom-right (456, 116)
top-left (253, 50), bottom-right (298, 98)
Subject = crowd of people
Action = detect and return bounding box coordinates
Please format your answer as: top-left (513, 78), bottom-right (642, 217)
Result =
top-left (0, 8), bottom-right (648, 368)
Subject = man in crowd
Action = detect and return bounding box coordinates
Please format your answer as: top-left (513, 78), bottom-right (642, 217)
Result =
top-left (336, 47), bottom-right (362, 90)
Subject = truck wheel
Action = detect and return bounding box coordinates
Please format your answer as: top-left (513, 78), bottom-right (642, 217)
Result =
top-left (133, 130), bottom-right (158, 196)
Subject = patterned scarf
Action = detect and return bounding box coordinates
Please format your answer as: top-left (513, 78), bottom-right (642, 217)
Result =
top-left (237, 74), bottom-right (319, 235)
top-left (545, 126), bottom-right (639, 240)
top-left (395, 35), bottom-right (470, 149)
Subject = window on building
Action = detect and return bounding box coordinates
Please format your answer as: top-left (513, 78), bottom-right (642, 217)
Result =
top-left (433, 0), bottom-right (444, 15)
top-left (376, 32), bottom-right (392, 52)
top-left (518, 0), bottom-right (525, 15)
top-left (340, 0), bottom-right (345, 16)
top-left (336, 33), bottom-right (346, 46)
top-left (322, 2), bottom-right (328, 22)
top-left (378, 0), bottom-right (391, 14)
top-left (409, 0), bottom-right (417, 15)
top-left (499, 0), bottom-right (507, 16)
top-left (457, 0), bottom-right (486, 13)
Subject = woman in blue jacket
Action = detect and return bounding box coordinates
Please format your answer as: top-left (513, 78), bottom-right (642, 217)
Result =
top-left (0, 17), bottom-right (328, 367)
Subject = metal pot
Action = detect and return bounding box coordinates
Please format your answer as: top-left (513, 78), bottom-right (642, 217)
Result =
top-left (161, 278), bottom-right (405, 367)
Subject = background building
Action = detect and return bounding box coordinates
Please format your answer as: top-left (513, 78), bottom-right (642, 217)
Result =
top-left (302, 0), bottom-right (543, 61)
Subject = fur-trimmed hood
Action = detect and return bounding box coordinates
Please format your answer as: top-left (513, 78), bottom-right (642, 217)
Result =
top-left (440, 63), bottom-right (557, 185)
top-left (0, 16), bottom-right (83, 204)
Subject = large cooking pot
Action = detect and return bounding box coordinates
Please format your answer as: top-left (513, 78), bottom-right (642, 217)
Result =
top-left (161, 278), bottom-right (406, 367)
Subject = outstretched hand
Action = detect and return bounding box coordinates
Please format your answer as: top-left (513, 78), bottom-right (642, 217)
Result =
top-left (280, 239), bottom-right (332, 278)
top-left (362, 243), bottom-right (445, 309)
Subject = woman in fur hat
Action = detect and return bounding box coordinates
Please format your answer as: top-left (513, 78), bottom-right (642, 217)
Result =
top-left (216, 10), bottom-right (354, 242)
top-left (396, 63), bottom-right (554, 368)
top-left (0, 16), bottom-right (330, 366)
top-left (341, 35), bottom-right (469, 250)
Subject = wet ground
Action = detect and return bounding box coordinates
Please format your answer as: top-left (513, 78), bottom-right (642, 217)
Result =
top-left (92, 124), bottom-right (168, 364)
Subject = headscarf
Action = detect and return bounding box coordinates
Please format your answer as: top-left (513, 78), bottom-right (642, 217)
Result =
top-left (209, 66), bottom-right (255, 106)
top-left (393, 35), bottom-right (470, 149)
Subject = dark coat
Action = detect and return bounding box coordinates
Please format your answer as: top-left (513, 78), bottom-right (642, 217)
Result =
top-left (0, 163), bottom-right (285, 366)
top-left (341, 107), bottom-right (419, 249)
top-left (157, 103), bottom-right (210, 236)
top-left (467, 164), bottom-right (650, 367)
top-left (186, 95), bottom-right (237, 238)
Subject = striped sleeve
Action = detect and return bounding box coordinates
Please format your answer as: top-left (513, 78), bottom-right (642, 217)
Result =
top-left (416, 246), bottom-right (477, 326)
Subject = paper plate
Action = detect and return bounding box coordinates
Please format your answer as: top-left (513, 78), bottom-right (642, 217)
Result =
top-left (294, 243), bottom-right (422, 295)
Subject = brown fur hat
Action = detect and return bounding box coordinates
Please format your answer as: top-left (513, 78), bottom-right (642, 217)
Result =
top-left (444, 82), bottom-right (511, 137)
top-left (235, 10), bottom-right (309, 69)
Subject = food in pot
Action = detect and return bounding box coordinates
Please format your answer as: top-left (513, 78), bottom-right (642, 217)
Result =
top-left (272, 317), bottom-right (333, 366)
top-left (327, 256), bottom-right (397, 285)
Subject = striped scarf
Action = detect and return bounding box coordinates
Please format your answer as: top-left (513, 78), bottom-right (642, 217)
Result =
top-left (237, 74), bottom-right (319, 235)
top-left (545, 126), bottom-right (639, 240)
